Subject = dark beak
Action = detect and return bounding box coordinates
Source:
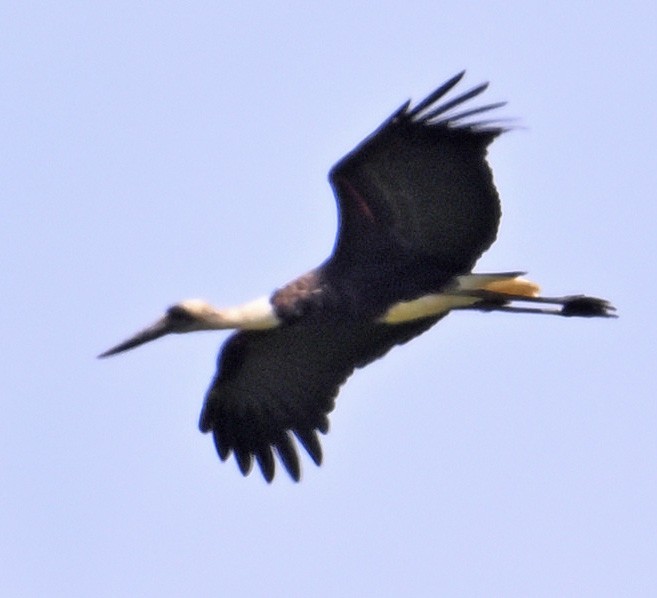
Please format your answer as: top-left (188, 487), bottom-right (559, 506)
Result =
top-left (98, 316), bottom-right (172, 358)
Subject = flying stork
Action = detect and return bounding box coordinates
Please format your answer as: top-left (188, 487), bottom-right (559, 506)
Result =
top-left (100, 72), bottom-right (615, 482)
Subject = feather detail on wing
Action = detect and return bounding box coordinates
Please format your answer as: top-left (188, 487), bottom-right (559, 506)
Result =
top-left (329, 71), bottom-right (506, 276)
top-left (198, 316), bottom-right (442, 481)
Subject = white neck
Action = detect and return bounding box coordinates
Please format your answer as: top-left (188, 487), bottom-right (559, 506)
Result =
top-left (200, 296), bottom-right (281, 331)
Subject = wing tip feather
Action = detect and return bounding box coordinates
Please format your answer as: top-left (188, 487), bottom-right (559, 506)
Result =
top-left (404, 73), bottom-right (505, 135)
top-left (275, 433), bottom-right (301, 482)
top-left (406, 71), bottom-right (466, 118)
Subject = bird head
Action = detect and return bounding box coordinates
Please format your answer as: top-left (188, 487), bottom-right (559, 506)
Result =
top-left (98, 299), bottom-right (217, 358)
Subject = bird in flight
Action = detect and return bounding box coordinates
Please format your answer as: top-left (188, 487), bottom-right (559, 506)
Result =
top-left (100, 72), bottom-right (615, 482)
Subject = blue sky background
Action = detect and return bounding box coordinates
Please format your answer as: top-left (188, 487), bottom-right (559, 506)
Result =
top-left (2, 2), bottom-right (655, 596)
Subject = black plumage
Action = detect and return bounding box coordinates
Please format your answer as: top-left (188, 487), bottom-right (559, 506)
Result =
top-left (100, 72), bottom-right (615, 482)
top-left (199, 72), bottom-right (503, 480)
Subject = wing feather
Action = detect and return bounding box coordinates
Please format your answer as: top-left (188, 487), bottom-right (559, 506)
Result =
top-left (329, 72), bottom-right (505, 277)
top-left (406, 71), bottom-right (465, 117)
top-left (199, 316), bottom-right (442, 481)
top-left (417, 82), bottom-right (490, 121)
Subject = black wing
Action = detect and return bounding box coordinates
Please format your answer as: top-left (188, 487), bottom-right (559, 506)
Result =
top-left (199, 316), bottom-right (442, 482)
top-left (329, 71), bottom-right (505, 276)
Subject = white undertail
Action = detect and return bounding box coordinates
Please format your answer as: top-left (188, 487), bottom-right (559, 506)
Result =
top-left (381, 273), bottom-right (540, 324)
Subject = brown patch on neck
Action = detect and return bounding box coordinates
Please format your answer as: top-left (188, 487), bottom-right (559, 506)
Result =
top-left (271, 270), bottom-right (324, 321)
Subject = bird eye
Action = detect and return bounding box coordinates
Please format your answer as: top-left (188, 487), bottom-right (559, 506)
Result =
top-left (166, 305), bottom-right (192, 321)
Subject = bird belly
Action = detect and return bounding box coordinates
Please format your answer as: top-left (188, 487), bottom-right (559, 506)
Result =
top-left (380, 294), bottom-right (479, 324)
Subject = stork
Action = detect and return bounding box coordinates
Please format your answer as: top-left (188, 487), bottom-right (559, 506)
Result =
top-left (100, 72), bottom-right (615, 482)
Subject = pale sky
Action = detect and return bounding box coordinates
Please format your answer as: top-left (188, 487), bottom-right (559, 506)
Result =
top-left (2, 2), bottom-right (656, 596)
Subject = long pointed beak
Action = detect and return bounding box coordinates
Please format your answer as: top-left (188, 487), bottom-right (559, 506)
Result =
top-left (98, 316), bottom-right (172, 358)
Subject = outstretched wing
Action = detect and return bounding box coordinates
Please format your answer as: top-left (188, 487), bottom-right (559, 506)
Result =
top-left (329, 71), bottom-right (505, 276)
top-left (199, 315), bottom-right (441, 482)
